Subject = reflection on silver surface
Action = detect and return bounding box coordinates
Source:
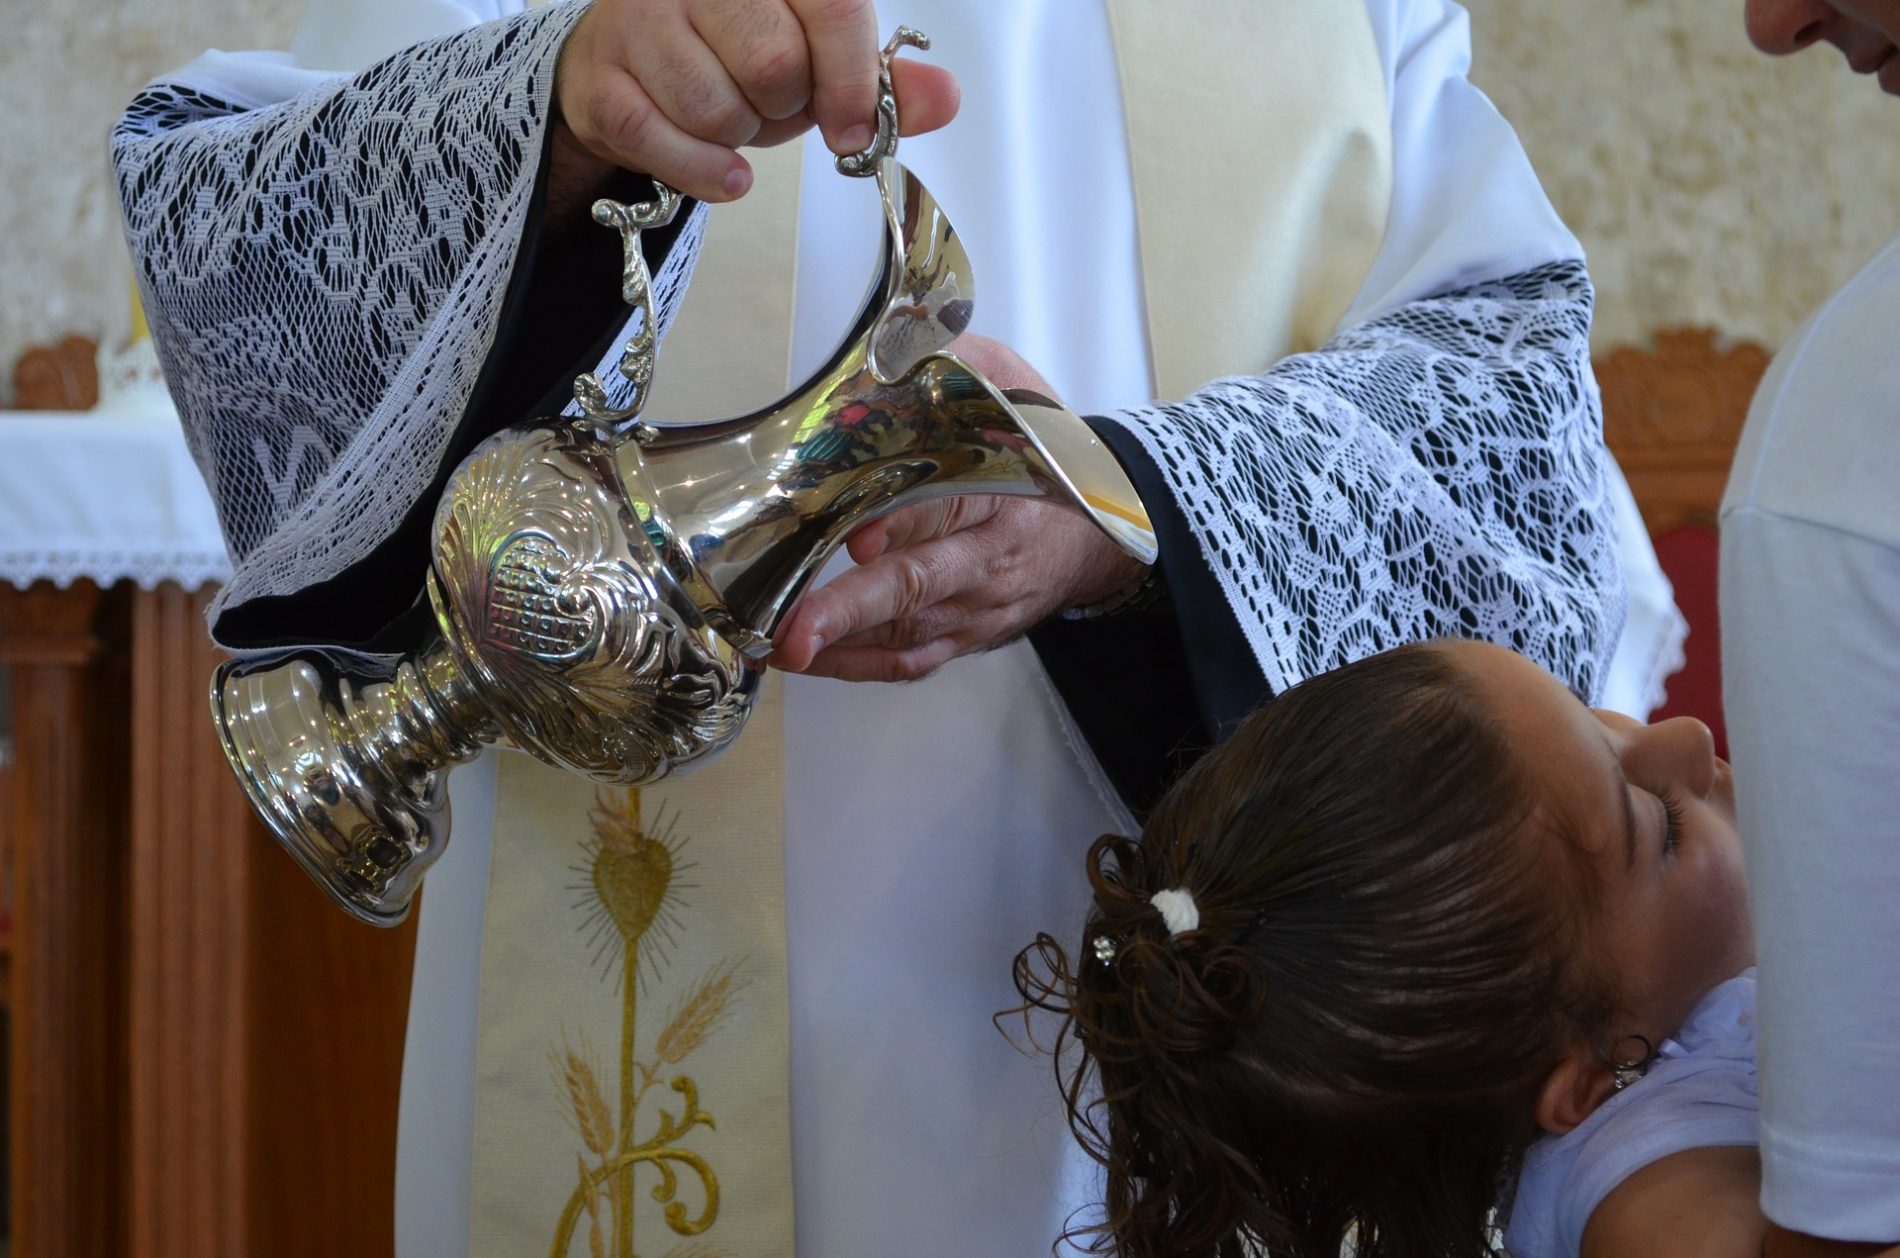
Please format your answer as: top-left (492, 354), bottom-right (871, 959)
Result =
top-left (213, 48), bottom-right (1157, 927)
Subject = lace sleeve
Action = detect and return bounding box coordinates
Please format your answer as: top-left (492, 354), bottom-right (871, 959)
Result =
top-left (1101, 260), bottom-right (1623, 703)
top-left (110, 1), bottom-right (701, 624)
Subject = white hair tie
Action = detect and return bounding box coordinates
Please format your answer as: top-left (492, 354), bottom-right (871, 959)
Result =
top-left (1149, 888), bottom-right (1200, 936)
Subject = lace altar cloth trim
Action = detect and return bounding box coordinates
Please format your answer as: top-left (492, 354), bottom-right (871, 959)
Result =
top-left (1106, 261), bottom-right (1624, 703)
top-left (0, 410), bottom-right (231, 591)
top-left (0, 551), bottom-right (232, 593)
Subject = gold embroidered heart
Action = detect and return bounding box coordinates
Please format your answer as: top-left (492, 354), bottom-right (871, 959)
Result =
top-left (592, 838), bottom-right (671, 945)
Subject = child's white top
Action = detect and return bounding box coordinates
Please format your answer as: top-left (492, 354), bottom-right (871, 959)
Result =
top-left (1503, 971), bottom-right (1759, 1258)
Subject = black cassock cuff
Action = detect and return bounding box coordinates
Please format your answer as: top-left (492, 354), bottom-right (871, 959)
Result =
top-left (1028, 418), bottom-right (1270, 819)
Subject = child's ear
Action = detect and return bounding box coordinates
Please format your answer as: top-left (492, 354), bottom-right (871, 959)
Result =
top-left (1534, 1046), bottom-right (1617, 1136)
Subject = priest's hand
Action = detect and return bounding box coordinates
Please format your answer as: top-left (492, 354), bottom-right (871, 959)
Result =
top-left (552, 0), bottom-right (960, 207)
top-left (770, 335), bottom-right (1151, 683)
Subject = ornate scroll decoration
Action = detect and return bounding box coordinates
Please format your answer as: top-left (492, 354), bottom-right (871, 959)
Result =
top-left (429, 424), bottom-right (754, 783)
top-left (549, 789), bottom-right (746, 1258)
top-left (574, 184), bottom-right (684, 428)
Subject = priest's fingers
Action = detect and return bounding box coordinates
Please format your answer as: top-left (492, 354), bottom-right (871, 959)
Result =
top-left (887, 59), bottom-right (961, 137)
top-left (844, 495), bottom-right (1002, 567)
top-left (943, 332), bottom-right (1063, 401)
top-left (770, 533), bottom-right (994, 672)
top-left (797, 594), bottom-right (1039, 680)
top-left (691, 0), bottom-right (812, 122)
top-left (749, 59), bottom-right (958, 148)
top-left (557, 0), bottom-right (960, 204)
top-left (775, 499), bottom-right (1137, 677)
top-left (820, 594), bottom-right (998, 654)
top-left (557, 33), bottom-right (754, 201)
top-left (791, 633), bottom-right (976, 683)
top-left (626, 3), bottom-right (766, 148)
top-left (784, 0), bottom-right (879, 154)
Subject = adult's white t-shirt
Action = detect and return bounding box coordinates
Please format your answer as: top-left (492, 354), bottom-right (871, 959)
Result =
top-left (1721, 229), bottom-right (1900, 1242)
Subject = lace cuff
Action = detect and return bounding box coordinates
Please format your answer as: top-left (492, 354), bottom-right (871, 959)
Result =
top-left (1100, 261), bottom-right (1623, 704)
top-left (111, 2), bottom-right (617, 621)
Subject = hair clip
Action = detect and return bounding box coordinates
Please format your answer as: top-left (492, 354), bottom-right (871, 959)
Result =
top-left (1609, 1034), bottom-right (1655, 1091)
top-left (1149, 888), bottom-right (1199, 937)
top-left (1092, 934), bottom-right (1118, 964)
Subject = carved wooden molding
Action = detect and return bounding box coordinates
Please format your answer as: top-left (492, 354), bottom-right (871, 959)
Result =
top-left (1596, 327), bottom-right (1771, 535)
top-left (10, 335), bottom-right (100, 411)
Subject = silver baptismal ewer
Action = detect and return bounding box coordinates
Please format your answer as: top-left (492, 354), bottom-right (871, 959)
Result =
top-left (212, 29), bottom-right (1156, 927)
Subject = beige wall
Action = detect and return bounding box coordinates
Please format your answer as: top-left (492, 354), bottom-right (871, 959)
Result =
top-left (1465, 0), bottom-right (1900, 349)
top-left (4, 0), bottom-right (1898, 391)
top-left (1, 0), bottom-right (302, 395)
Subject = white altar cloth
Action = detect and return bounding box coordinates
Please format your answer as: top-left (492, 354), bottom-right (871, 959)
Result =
top-left (0, 409), bottom-right (229, 592)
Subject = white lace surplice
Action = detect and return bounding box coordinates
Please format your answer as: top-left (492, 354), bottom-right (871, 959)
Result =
top-left (111, 0), bottom-right (1623, 700)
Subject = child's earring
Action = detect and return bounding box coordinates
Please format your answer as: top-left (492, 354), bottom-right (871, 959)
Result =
top-left (1609, 1034), bottom-right (1655, 1090)
top-left (1092, 935), bottom-right (1118, 964)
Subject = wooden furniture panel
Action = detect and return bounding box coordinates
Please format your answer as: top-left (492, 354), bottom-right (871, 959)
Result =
top-left (0, 580), bottom-right (418, 1258)
top-left (0, 580), bottom-right (131, 1258)
top-left (239, 779), bottom-right (418, 1258)
top-left (127, 585), bottom-right (253, 1255)
top-left (128, 583), bottom-right (419, 1258)
top-left (1598, 327), bottom-right (1769, 535)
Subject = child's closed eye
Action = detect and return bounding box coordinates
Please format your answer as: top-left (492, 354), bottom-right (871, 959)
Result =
top-left (1654, 788), bottom-right (1686, 859)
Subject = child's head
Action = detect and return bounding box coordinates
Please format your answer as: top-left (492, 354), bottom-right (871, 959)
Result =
top-left (1015, 639), bottom-right (1753, 1258)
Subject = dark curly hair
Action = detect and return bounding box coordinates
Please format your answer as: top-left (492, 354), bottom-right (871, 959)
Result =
top-left (1011, 641), bottom-right (1618, 1257)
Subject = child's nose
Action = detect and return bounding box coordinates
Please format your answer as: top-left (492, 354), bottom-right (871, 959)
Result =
top-left (1645, 716), bottom-right (1718, 799)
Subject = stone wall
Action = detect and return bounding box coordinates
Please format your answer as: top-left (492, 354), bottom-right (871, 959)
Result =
top-left (4, 0), bottom-right (1897, 392)
top-left (2, 0), bottom-right (303, 394)
top-left (1466, 0), bottom-right (1900, 348)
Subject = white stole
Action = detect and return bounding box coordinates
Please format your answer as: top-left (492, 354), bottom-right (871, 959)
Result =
top-left (1104, 0), bottom-right (1390, 396)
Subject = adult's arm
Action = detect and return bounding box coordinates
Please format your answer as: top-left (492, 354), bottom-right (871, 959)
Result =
top-left (773, 0), bottom-right (1623, 809)
top-left (1039, 2), bottom-right (1622, 808)
top-left (1579, 1146), bottom-right (1765, 1258)
top-left (111, 0), bottom-right (951, 651)
top-left (1091, 0), bottom-right (1624, 718)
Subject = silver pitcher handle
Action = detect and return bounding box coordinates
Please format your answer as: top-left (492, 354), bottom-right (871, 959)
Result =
top-left (835, 26), bottom-right (930, 177)
top-left (573, 180), bottom-right (684, 431)
top-left (571, 24), bottom-right (928, 423)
